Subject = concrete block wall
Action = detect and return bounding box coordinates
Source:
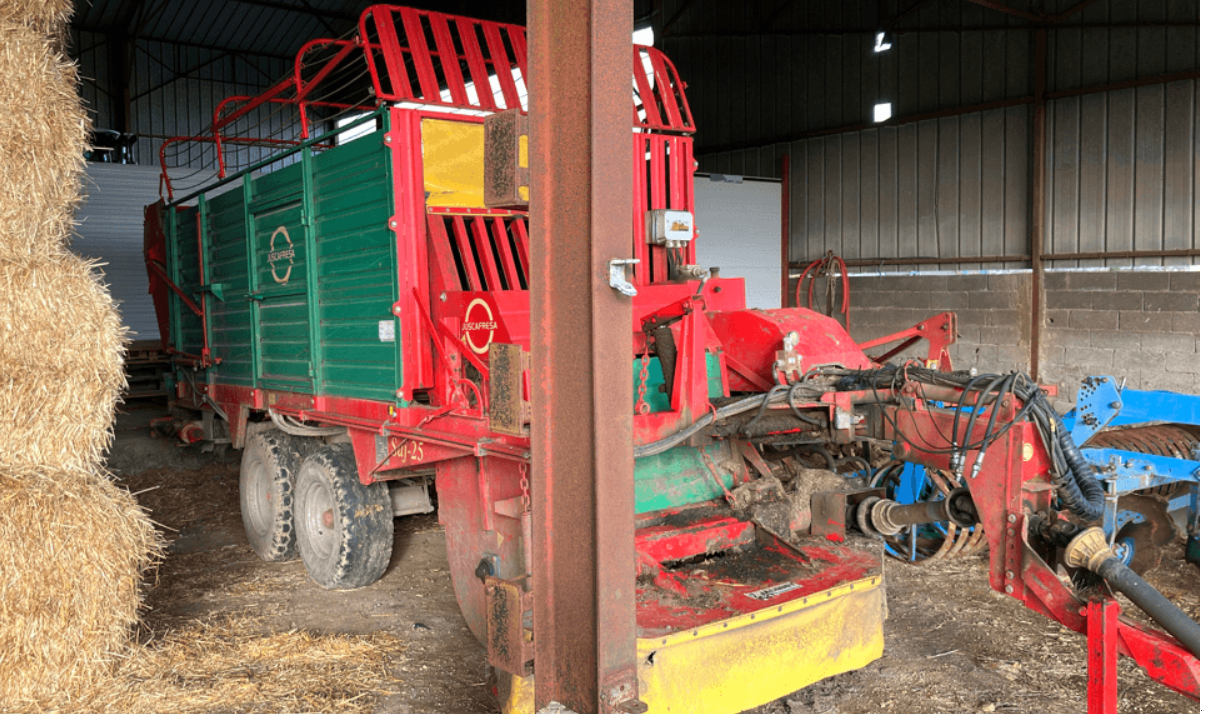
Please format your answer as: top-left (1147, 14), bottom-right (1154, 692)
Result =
top-left (1042, 271), bottom-right (1200, 398)
top-left (838, 270), bottom-right (1200, 401)
top-left (845, 273), bottom-right (1031, 377)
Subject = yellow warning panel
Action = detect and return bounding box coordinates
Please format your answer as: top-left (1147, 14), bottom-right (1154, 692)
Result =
top-left (421, 118), bottom-right (485, 208)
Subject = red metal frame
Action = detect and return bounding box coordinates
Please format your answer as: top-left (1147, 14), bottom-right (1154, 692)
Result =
top-left (857, 311), bottom-right (957, 371)
top-left (883, 382), bottom-right (1200, 703)
top-left (1089, 598), bottom-right (1120, 714)
top-left (148, 5), bottom-right (1198, 710)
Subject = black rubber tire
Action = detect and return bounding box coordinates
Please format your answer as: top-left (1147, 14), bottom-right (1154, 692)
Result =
top-left (239, 430), bottom-right (306, 562)
top-left (294, 444), bottom-right (393, 590)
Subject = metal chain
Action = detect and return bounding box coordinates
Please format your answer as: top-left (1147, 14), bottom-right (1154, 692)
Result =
top-left (636, 333), bottom-right (652, 415)
top-left (519, 461), bottom-right (531, 513)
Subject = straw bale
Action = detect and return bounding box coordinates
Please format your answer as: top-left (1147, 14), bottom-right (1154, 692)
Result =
top-left (0, 17), bottom-right (88, 262)
top-left (0, 0), bottom-right (73, 40)
top-left (0, 467), bottom-right (162, 709)
top-left (0, 252), bottom-right (127, 476)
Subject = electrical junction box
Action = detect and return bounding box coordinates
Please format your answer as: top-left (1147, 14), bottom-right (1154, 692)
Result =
top-left (646, 209), bottom-right (694, 248)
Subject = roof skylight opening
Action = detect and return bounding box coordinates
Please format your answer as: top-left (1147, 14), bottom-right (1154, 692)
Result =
top-left (335, 113), bottom-right (375, 144)
top-left (633, 26), bottom-right (654, 46)
top-left (873, 31), bottom-right (893, 53)
top-left (873, 102), bottom-right (892, 123)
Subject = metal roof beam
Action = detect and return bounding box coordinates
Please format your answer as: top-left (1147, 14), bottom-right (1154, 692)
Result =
top-left (229, 0), bottom-right (359, 25)
top-left (663, 21), bottom-right (1196, 38)
top-left (70, 23), bottom-right (298, 61)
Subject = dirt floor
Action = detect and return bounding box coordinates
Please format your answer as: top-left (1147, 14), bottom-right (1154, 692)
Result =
top-left (110, 399), bottom-right (1200, 714)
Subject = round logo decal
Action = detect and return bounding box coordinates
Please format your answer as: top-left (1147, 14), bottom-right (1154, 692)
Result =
top-left (461, 298), bottom-right (497, 355)
top-left (268, 226), bottom-right (295, 284)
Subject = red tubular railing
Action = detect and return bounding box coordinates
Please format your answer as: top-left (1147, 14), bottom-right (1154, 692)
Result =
top-left (159, 4), bottom-right (696, 201)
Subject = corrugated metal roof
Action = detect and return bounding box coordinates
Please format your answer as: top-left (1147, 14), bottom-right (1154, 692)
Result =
top-left (72, 1), bottom-right (529, 60)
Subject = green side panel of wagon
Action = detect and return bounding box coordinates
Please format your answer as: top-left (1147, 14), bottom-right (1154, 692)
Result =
top-left (165, 111), bottom-right (401, 404)
top-left (205, 187), bottom-right (254, 386)
top-left (311, 128), bottom-right (400, 402)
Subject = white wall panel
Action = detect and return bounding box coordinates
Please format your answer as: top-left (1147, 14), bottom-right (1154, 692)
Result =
top-left (693, 177), bottom-right (782, 310)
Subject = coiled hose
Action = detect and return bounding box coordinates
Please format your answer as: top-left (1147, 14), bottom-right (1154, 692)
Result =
top-left (1051, 419), bottom-right (1105, 521)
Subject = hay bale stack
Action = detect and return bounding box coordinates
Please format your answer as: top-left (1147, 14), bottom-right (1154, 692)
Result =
top-left (0, 1), bottom-right (162, 708)
top-left (0, 14), bottom-right (87, 262)
top-left (0, 468), bottom-right (160, 706)
top-left (0, 254), bottom-right (129, 473)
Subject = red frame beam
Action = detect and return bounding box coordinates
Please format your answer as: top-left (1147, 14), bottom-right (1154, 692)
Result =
top-left (528, 0), bottom-right (642, 711)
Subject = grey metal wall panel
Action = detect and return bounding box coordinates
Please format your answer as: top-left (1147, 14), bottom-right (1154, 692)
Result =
top-left (670, 0), bottom-right (1195, 180)
top-left (790, 106), bottom-right (1034, 273)
top-left (1045, 78), bottom-right (1199, 267)
top-left (74, 164), bottom-right (165, 342)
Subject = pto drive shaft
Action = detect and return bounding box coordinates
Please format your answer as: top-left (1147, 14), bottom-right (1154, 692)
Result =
top-left (854, 488), bottom-right (979, 537)
top-left (1064, 527), bottom-right (1201, 658)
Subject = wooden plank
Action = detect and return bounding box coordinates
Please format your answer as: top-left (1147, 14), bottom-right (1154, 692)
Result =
top-left (958, 112), bottom-right (982, 269)
top-left (1104, 88), bottom-right (1136, 266)
top-left (1050, 97), bottom-right (1082, 264)
top-left (980, 109), bottom-right (1006, 264)
top-left (1163, 79), bottom-right (1193, 265)
top-left (1077, 93), bottom-right (1108, 265)
top-left (1132, 84), bottom-right (1165, 263)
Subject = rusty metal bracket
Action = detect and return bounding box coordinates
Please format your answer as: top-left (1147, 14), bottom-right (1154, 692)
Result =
top-left (810, 488), bottom-right (885, 541)
top-left (608, 258), bottom-right (640, 297)
top-left (485, 576), bottom-right (534, 676)
top-left (489, 343), bottom-right (528, 436)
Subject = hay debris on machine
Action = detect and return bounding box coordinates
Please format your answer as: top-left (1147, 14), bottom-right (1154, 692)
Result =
top-left (143, 5), bottom-right (1199, 713)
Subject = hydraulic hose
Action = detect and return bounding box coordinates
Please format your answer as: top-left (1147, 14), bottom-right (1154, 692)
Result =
top-left (807, 446), bottom-right (838, 473)
top-left (1066, 528), bottom-right (1200, 657)
top-left (1052, 419), bottom-right (1105, 522)
top-left (269, 409), bottom-right (345, 438)
top-left (633, 393), bottom-right (768, 458)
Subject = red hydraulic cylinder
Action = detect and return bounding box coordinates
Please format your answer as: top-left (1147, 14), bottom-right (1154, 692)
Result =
top-left (528, 0), bottom-right (642, 713)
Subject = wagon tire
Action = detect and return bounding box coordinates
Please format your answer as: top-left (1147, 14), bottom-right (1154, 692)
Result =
top-left (295, 444), bottom-right (393, 590)
top-left (239, 430), bottom-right (305, 562)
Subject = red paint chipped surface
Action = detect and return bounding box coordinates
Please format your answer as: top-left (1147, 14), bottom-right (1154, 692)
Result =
top-left (634, 529), bottom-right (880, 636)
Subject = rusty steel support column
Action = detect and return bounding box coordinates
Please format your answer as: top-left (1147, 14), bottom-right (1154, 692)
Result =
top-left (781, 153), bottom-right (790, 308)
top-left (1028, 28), bottom-right (1047, 379)
top-left (527, 0), bottom-right (641, 713)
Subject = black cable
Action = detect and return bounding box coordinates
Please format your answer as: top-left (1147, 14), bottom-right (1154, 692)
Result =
top-left (806, 445), bottom-right (838, 473)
